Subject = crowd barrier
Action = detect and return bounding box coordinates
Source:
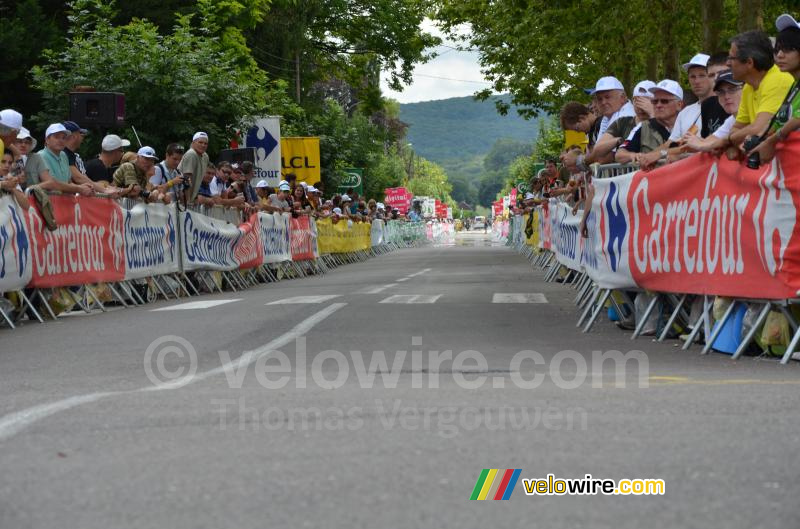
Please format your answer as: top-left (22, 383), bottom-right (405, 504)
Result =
top-left (0, 193), bottom-right (434, 329)
top-left (507, 136), bottom-right (800, 365)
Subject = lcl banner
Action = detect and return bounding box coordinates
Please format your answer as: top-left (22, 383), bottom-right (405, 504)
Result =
top-left (0, 195), bottom-right (32, 293)
top-left (281, 137), bottom-right (320, 185)
top-left (27, 194), bottom-right (125, 287)
top-left (578, 137), bottom-right (800, 299)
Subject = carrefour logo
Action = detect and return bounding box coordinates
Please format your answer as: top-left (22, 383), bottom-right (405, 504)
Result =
top-left (246, 124), bottom-right (278, 163)
top-left (600, 181), bottom-right (627, 272)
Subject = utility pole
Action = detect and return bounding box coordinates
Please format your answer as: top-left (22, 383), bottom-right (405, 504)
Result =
top-left (295, 51), bottom-right (301, 103)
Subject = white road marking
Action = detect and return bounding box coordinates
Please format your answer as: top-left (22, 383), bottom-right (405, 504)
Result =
top-left (0, 303), bottom-right (347, 443)
top-left (267, 295), bottom-right (341, 305)
top-left (407, 268), bottom-right (432, 278)
top-left (358, 284), bottom-right (398, 294)
top-left (492, 293), bottom-right (549, 304)
top-left (151, 299), bottom-right (241, 311)
top-left (396, 278), bottom-right (410, 282)
top-left (380, 295), bottom-right (442, 304)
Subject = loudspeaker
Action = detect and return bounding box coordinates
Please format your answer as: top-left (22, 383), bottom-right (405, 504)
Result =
top-left (69, 92), bottom-right (125, 129)
top-left (217, 148), bottom-right (256, 165)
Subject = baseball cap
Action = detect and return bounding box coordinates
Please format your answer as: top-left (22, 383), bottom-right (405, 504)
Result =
top-left (307, 186), bottom-right (317, 193)
top-left (376, 202), bottom-right (385, 210)
top-left (192, 131), bottom-right (208, 142)
top-left (713, 70), bottom-right (744, 91)
top-left (649, 79), bottom-right (684, 101)
top-left (62, 120), bottom-right (88, 134)
top-left (45, 123), bottom-right (68, 137)
top-left (101, 134), bottom-right (130, 151)
top-left (524, 192), bottom-right (536, 200)
top-left (256, 179), bottom-right (269, 188)
top-left (137, 146), bottom-right (158, 160)
top-left (300, 181), bottom-right (308, 188)
top-left (332, 207), bottom-right (343, 215)
top-left (632, 80), bottom-right (656, 98)
top-left (340, 194), bottom-right (351, 202)
top-left (279, 182), bottom-right (291, 191)
top-left (16, 127), bottom-right (37, 149)
top-left (682, 53), bottom-right (710, 72)
top-left (0, 109), bottom-right (23, 130)
top-left (593, 76), bottom-right (625, 93)
top-left (776, 13), bottom-right (800, 31)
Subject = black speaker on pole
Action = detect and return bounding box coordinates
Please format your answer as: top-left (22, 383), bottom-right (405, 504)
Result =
top-left (217, 148), bottom-right (256, 166)
top-left (69, 92), bottom-right (126, 129)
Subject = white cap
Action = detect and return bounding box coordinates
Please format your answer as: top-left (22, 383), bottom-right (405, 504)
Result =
top-left (776, 14), bottom-right (800, 31)
top-left (682, 53), bottom-right (710, 72)
top-left (307, 186), bottom-right (317, 193)
top-left (632, 80), bottom-right (656, 98)
top-left (256, 179), bottom-right (269, 188)
top-left (279, 182), bottom-right (290, 191)
top-left (101, 134), bottom-right (130, 151)
top-left (16, 127), bottom-right (36, 150)
top-left (137, 146), bottom-right (158, 160)
top-left (0, 109), bottom-right (23, 130)
top-left (340, 194), bottom-right (351, 202)
top-left (45, 123), bottom-right (68, 137)
top-left (650, 79), bottom-right (684, 101)
top-left (593, 76), bottom-right (625, 94)
top-left (300, 181), bottom-right (308, 188)
top-left (192, 131), bottom-right (208, 142)
top-left (278, 179), bottom-right (288, 187)
top-left (377, 202), bottom-right (385, 210)
top-left (524, 192), bottom-right (536, 200)
top-left (332, 207), bottom-right (342, 215)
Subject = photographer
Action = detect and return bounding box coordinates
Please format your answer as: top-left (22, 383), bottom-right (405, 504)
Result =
top-left (148, 143), bottom-right (185, 201)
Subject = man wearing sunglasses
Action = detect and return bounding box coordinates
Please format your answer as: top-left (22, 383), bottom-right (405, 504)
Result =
top-left (616, 80), bottom-right (684, 166)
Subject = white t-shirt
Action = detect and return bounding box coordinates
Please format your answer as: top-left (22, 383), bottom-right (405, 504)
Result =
top-left (599, 101), bottom-right (636, 138)
top-left (209, 176), bottom-right (227, 197)
top-left (712, 115), bottom-right (736, 139)
top-left (668, 102), bottom-right (702, 142)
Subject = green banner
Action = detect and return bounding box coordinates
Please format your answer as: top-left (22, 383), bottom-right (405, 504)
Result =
top-left (338, 168), bottom-right (364, 196)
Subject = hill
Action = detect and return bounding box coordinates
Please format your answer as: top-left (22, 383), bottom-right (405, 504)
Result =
top-left (399, 94), bottom-right (539, 163)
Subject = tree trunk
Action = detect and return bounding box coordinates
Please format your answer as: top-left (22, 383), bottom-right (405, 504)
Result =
top-left (646, 53), bottom-right (659, 82)
top-left (701, 0), bottom-right (725, 52)
top-left (738, 0), bottom-right (763, 32)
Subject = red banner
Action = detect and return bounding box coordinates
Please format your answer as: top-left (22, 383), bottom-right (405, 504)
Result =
top-left (291, 216), bottom-right (317, 261)
top-left (628, 138), bottom-right (800, 299)
top-left (234, 213), bottom-right (264, 269)
top-left (384, 187), bottom-right (412, 214)
top-left (27, 195), bottom-right (125, 287)
top-left (493, 200), bottom-right (503, 217)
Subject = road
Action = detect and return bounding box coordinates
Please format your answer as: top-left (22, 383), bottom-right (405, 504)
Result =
top-left (1, 230), bottom-right (799, 528)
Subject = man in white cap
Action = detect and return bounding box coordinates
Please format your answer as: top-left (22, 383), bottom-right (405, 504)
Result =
top-left (37, 123), bottom-right (94, 196)
top-left (616, 80), bottom-right (684, 165)
top-left (113, 146), bottom-right (160, 201)
top-left (178, 131), bottom-right (210, 202)
top-left (593, 76), bottom-right (635, 140)
top-left (268, 180), bottom-right (292, 212)
top-left (15, 127), bottom-right (36, 164)
top-left (84, 134), bottom-right (130, 183)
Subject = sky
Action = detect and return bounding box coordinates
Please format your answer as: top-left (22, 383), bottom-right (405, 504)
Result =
top-left (380, 19), bottom-right (495, 104)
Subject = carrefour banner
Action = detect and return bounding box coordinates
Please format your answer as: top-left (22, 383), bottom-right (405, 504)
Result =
top-left (123, 202), bottom-right (180, 280)
top-left (290, 216), bottom-right (318, 261)
top-left (180, 210), bottom-right (240, 272)
top-left (0, 195), bottom-right (33, 293)
top-left (235, 213), bottom-right (265, 269)
top-left (577, 140), bottom-right (800, 299)
top-left (244, 116), bottom-right (282, 186)
top-left (259, 212), bottom-right (291, 264)
top-left (27, 194), bottom-right (125, 287)
top-left (550, 201), bottom-right (583, 271)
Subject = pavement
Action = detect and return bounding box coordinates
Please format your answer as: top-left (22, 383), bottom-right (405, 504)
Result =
top-left (1, 230), bottom-right (799, 529)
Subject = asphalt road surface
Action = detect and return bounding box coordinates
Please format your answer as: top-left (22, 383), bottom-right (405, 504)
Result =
top-left (1, 231), bottom-right (799, 528)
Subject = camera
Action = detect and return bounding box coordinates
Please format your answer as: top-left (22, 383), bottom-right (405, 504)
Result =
top-left (139, 189), bottom-right (151, 199)
top-left (743, 135), bottom-right (762, 169)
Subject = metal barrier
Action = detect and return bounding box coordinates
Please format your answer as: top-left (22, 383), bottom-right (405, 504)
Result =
top-left (591, 163), bottom-right (636, 179)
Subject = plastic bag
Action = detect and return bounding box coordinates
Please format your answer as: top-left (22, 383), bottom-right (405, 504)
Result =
top-left (760, 311), bottom-right (791, 357)
top-left (713, 296), bottom-right (733, 321)
top-left (740, 303), bottom-right (764, 342)
top-left (48, 288), bottom-right (77, 315)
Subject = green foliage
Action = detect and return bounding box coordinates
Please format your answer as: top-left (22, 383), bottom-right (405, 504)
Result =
top-left (483, 137), bottom-right (532, 172)
top-left (364, 147), bottom-right (407, 199)
top-left (406, 158), bottom-right (453, 203)
top-left (532, 117), bottom-right (564, 163)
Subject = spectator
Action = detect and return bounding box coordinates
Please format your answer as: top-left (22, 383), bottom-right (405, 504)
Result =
top-left (592, 76), bottom-right (635, 139)
top-left (747, 15), bottom-right (800, 163)
top-left (726, 30), bottom-right (794, 154)
top-left (616, 80), bottom-right (684, 165)
top-left (84, 134), bottom-right (130, 184)
top-left (306, 186), bottom-right (321, 210)
top-left (684, 71), bottom-right (744, 153)
top-left (0, 109), bottom-right (22, 160)
top-left (229, 162), bottom-right (258, 205)
top-left (255, 179), bottom-right (278, 212)
top-left (375, 202), bottom-right (386, 220)
top-left (14, 127), bottom-right (36, 164)
top-left (112, 146), bottom-right (161, 201)
top-left (38, 123), bottom-right (93, 196)
top-left (699, 52), bottom-right (733, 137)
top-left (239, 161), bottom-right (259, 203)
top-left (269, 180), bottom-right (292, 213)
top-left (149, 143), bottom-right (185, 198)
top-left (284, 172), bottom-right (297, 192)
top-left (179, 131), bottom-right (210, 202)
top-left (211, 161), bottom-right (232, 197)
top-left (62, 121), bottom-right (88, 177)
top-left (292, 185), bottom-right (311, 214)
top-left (1, 149), bottom-right (29, 209)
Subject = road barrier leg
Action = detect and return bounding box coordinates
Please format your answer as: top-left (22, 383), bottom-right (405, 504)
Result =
top-left (583, 289), bottom-right (611, 333)
top-left (151, 277), bottom-right (171, 300)
top-left (682, 296), bottom-right (711, 350)
top-left (781, 324), bottom-right (800, 364)
top-left (734, 302), bottom-right (771, 360)
top-left (35, 290), bottom-right (59, 320)
top-left (658, 294), bottom-right (687, 342)
top-left (577, 286), bottom-right (601, 327)
top-left (701, 300), bottom-right (739, 354)
top-left (14, 289), bottom-right (45, 323)
top-left (180, 274), bottom-right (201, 296)
top-left (778, 305), bottom-right (799, 334)
top-left (107, 283), bottom-right (129, 308)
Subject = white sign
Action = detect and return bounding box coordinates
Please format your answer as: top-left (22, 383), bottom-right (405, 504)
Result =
top-left (244, 116), bottom-right (282, 186)
top-left (0, 195), bottom-right (32, 293)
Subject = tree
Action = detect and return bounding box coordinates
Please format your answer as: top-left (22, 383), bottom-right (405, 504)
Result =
top-left (483, 138), bottom-right (532, 172)
top-left (406, 158), bottom-right (453, 203)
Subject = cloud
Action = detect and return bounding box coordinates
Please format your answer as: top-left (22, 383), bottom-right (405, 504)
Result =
top-left (380, 19), bottom-right (496, 104)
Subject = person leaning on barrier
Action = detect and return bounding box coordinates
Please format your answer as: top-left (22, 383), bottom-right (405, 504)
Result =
top-left (616, 80), bottom-right (684, 167)
top-left (194, 163), bottom-right (246, 209)
top-left (14, 127), bottom-right (36, 165)
top-left (255, 180), bottom-right (280, 212)
top-left (148, 143), bottom-right (185, 200)
top-left (179, 131), bottom-right (210, 203)
top-left (747, 15), bottom-right (800, 164)
top-left (84, 134), bottom-right (130, 184)
top-left (725, 30), bottom-right (794, 158)
top-left (211, 161), bottom-right (232, 197)
top-left (0, 109), bottom-right (23, 163)
top-left (268, 180), bottom-right (292, 213)
top-left (112, 146), bottom-right (165, 202)
top-left (683, 70), bottom-right (744, 154)
top-left (38, 123), bottom-right (94, 196)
